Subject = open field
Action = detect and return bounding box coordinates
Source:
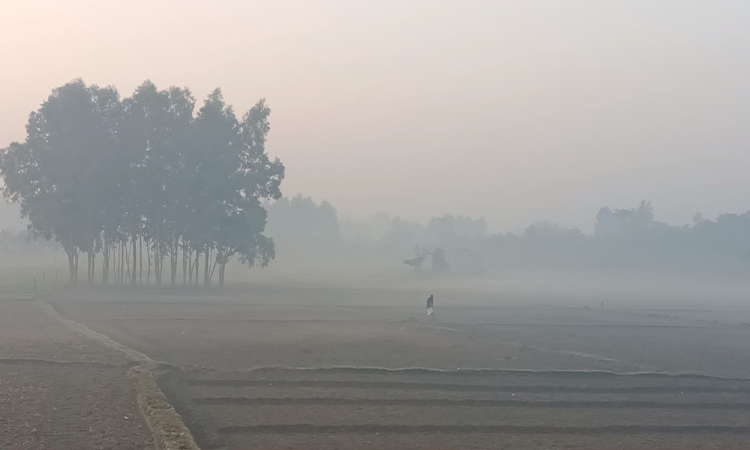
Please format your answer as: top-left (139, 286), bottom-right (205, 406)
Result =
top-left (44, 278), bottom-right (750, 450)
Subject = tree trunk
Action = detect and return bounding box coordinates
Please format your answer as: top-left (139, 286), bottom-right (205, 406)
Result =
top-left (139, 235), bottom-right (143, 285)
top-left (203, 250), bottom-right (210, 287)
top-left (170, 240), bottom-right (178, 286)
top-left (119, 242), bottom-right (123, 284)
top-left (102, 240), bottom-right (109, 285)
top-left (154, 243), bottom-right (159, 285)
top-left (66, 247), bottom-right (78, 283)
top-left (112, 244), bottom-right (116, 284)
top-left (194, 252), bottom-right (200, 287)
top-left (155, 221), bottom-right (161, 285)
top-left (119, 241), bottom-right (124, 285)
top-left (86, 251), bottom-right (92, 283)
top-left (113, 244), bottom-right (117, 284)
top-left (89, 251), bottom-right (95, 283)
top-left (209, 250), bottom-right (220, 286)
top-left (125, 242), bottom-right (131, 283)
top-left (131, 234), bottom-right (136, 285)
top-left (218, 262), bottom-right (226, 287)
top-left (73, 251), bottom-right (79, 283)
top-left (156, 248), bottom-right (163, 285)
top-left (156, 248), bottom-right (163, 286)
top-left (182, 244), bottom-right (187, 287)
top-left (188, 249), bottom-right (193, 286)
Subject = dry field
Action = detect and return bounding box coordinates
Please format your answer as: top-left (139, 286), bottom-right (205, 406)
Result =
top-left (43, 280), bottom-right (750, 450)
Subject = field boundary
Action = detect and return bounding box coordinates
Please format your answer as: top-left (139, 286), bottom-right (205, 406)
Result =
top-left (0, 357), bottom-right (121, 367)
top-left (184, 378), bottom-right (750, 393)
top-left (98, 316), bottom-right (712, 328)
top-left (218, 424), bottom-right (750, 435)
top-left (192, 396), bottom-right (750, 409)
top-left (35, 299), bottom-right (200, 450)
top-left (216, 364), bottom-right (749, 381)
top-left (0, 295), bottom-right (35, 301)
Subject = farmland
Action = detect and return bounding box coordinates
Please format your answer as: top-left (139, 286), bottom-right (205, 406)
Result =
top-left (41, 278), bottom-right (750, 449)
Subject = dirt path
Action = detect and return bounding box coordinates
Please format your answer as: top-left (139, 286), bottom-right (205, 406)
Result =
top-left (0, 299), bottom-right (153, 450)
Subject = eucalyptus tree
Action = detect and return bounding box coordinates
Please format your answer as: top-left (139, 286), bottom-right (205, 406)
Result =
top-left (0, 79), bottom-right (121, 282)
top-left (1, 79), bottom-right (283, 285)
top-left (182, 93), bottom-right (283, 286)
top-left (120, 81), bottom-right (194, 285)
top-left (216, 99), bottom-right (284, 284)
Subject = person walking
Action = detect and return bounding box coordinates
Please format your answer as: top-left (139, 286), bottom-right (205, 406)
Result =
top-left (427, 294), bottom-right (434, 317)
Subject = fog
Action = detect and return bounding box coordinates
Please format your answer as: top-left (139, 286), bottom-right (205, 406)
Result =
top-left (5, 5), bottom-right (750, 449)
top-left (2, 1), bottom-right (750, 232)
top-left (3, 1), bottom-right (750, 293)
top-left (6, 189), bottom-right (750, 310)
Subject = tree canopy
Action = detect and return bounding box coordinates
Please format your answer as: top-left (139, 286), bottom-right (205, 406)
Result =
top-left (0, 79), bottom-right (284, 285)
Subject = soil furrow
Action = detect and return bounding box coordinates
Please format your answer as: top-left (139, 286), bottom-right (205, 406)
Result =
top-left (185, 378), bottom-right (750, 394)
top-left (218, 424), bottom-right (750, 435)
top-left (192, 396), bottom-right (750, 409)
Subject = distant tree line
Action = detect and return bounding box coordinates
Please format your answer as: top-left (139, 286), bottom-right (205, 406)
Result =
top-left (264, 197), bottom-right (489, 274)
top-left (263, 197), bottom-right (750, 278)
top-left (0, 79), bottom-right (284, 285)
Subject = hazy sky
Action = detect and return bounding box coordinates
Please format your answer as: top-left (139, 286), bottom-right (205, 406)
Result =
top-left (1, 1), bottom-right (749, 232)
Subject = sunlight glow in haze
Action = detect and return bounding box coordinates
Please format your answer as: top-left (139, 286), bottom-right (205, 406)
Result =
top-left (1, 0), bottom-right (749, 232)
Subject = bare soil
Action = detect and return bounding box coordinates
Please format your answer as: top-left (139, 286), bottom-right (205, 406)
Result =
top-left (47, 284), bottom-right (750, 449)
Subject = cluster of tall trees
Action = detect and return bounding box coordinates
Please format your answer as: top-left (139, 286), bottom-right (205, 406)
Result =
top-left (0, 79), bottom-right (284, 285)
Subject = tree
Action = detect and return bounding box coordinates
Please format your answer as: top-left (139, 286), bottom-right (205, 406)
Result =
top-left (0, 80), bottom-right (284, 285)
top-left (594, 200), bottom-right (655, 237)
top-left (0, 80), bottom-right (121, 282)
top-left (120, 81), bottom-right (195, 285)
top-left (180, 91), bottom-right (283, 286)
top-left (402, 245), bottom-right (430, 270)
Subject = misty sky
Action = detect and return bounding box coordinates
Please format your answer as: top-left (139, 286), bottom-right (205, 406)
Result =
top-left (1, 1), bottom-right (749, 233)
